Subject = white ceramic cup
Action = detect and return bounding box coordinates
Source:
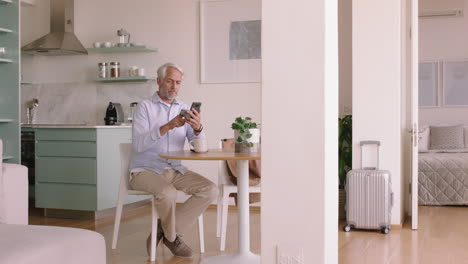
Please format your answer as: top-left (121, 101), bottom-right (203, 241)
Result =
top-left (93, 42), bottom-right (101, 48)
top-left (128, 66), bottom-right (138, 77)
top-left (104, 42), bottom-right (112, 48)
top-left (189, 138), bottom-right (208, 153)
top-left (137, 68), bottom-right (146, 76)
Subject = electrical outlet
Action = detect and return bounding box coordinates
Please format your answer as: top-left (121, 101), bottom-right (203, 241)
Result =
top-left (343, 105), bottom-right (352, 114)
top-left (277, 244), bottom-right (304, 264)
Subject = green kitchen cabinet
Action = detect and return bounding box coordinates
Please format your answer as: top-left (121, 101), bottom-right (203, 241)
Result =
top-left (34, 127), bottom-right (148, 212)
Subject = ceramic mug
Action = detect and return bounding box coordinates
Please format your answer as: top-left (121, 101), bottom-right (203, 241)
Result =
top-left (93, 42), bottom-right (101, 48)
top-left (137, 68), bottom-right (146, 77)
top-left (104, 42), bottom-right (112, 48)
top-left (189, 138), bottom-right (208, 153)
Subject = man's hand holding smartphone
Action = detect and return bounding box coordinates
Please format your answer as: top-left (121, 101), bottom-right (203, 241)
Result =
top-left (180, 102), bottom-right (202, 132)
top-left (180, 102), bottom-right (202, 119)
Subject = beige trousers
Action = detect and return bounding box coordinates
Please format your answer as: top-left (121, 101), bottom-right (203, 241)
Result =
top-left (130, 169), bottom-right (217, 242)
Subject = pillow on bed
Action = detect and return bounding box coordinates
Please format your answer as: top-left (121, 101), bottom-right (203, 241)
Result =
top-left (430, 125), bottom-right (465, 150)
top-left (419, 127), bottom-right (429, 152)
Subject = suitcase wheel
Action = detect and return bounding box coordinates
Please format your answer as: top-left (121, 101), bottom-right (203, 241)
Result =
top-left (343, 225), bottom-right (351, 232)
top-left (381, 227), bottom-right (389, 234)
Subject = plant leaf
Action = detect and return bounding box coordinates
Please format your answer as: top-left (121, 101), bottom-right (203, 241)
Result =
top-left (237, 136), bottom-right (243, 143)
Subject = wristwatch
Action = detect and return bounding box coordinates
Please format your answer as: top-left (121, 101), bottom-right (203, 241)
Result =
top-left (194, 124), bottom-right (203, 133)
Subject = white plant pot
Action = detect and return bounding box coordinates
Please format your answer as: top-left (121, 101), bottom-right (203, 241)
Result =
top-left (234, 128), bottom-right (260, 153)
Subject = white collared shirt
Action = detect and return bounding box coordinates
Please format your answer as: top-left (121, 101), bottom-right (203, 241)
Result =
top-left (130, 92), bottom-right (205, 174)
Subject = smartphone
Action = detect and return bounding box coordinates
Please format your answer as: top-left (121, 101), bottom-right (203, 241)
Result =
top-left (180, 102), bottom-right (202, 118)
top-left (190, 102), bottom-right (202, 114)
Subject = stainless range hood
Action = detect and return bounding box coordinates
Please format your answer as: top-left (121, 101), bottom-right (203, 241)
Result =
top-left (22, 0), bottom-right (88, 56)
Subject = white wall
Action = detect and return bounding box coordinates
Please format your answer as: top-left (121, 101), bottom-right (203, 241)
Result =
top-left (353, 0), bottom-right (402, 225)
top-left (262, 0), bottom-right (338, 263)
top-left (419, 0), bottom-right (468, 125)
top-left (20, 0), bottom-right (261, 192)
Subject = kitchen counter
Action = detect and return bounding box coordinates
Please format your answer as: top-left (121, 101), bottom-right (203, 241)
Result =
top-left (21, 125), bottom-right (143, 218)
top-left (21, 124), bottom-right (132, 128)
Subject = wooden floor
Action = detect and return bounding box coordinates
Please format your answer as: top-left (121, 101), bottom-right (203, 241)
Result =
top-left (29, 205), bottom-right (468, 264)
top-left (29, 206), bottom-right (261, 264)
top-left (339, 206), bottom-right (468, 264)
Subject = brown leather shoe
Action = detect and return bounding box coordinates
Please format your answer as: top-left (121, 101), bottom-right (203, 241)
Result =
top-left (146, 220), bottom-right (164, 256)
top-left (162, 235), bottom-right (194, 258)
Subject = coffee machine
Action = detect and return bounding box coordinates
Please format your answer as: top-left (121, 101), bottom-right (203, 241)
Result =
top-left (104, 102), bottom-right (124, 125)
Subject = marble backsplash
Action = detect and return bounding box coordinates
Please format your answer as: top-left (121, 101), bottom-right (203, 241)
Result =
top-left (21, 81), bottom-right (155, 125)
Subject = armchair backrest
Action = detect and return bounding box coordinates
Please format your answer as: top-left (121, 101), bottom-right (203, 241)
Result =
top-left (0, 138), bottom-right (29, 225)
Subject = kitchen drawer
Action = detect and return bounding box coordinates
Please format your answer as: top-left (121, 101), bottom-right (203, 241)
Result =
top-left (36, 141), bottom-right (96, 157)
top-left (36, 129), bottom-right (96, 141)
top-left (35, 183), bottom-right (97, 211)
top-left (36, 157), bottom-right (96, 184)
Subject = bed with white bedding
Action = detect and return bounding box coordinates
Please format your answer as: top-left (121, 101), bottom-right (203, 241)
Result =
top-left (418, 124), bottom-right (468, 205)
top-left (419, 150), bottom-right (468, 205)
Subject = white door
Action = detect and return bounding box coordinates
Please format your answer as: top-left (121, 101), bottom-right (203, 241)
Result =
top-left (410, 0), bottom-right (419, 230)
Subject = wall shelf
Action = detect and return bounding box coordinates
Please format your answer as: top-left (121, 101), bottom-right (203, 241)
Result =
top-left (21, 81), bottom-right (33, 85)
top-left (0, 0), bottom-right (13, 4)
top-left (0, 58), bottom-right (13, 63)
top-left (0, 27), bottom-right (13, 33)
top-left (89, 76), bottom-right (155, 82)
top-left (87, 46), bottom-right (159, 53)
top-left (0, 119), bottom-right (14, 122)
top-left (2, 156), bottom-right (14, 160)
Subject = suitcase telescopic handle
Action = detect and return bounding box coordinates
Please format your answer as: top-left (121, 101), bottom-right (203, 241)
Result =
top-left (360, 140), bottom-right (381, 170)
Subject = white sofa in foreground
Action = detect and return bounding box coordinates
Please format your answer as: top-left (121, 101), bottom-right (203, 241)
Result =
top-left (0, 139), bottom-right (106, 264)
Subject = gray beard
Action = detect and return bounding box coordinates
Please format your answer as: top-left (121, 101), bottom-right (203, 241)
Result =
top-left (159, 90), bottom-right (177, 100)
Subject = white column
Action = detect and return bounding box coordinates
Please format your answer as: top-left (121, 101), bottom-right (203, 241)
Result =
top-left (262, 0), bottom-right (338, 263)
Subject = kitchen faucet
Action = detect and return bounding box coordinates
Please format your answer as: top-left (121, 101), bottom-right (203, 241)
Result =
top-left (26, 98), bottom-right (39, 124)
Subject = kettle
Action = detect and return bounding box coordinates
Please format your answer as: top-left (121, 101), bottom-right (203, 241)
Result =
top-left (104, 102), bottom-right (124, 125)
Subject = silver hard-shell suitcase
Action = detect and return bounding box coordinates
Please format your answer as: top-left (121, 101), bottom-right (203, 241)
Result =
top-left (343, 141), bottom-right (393, 234)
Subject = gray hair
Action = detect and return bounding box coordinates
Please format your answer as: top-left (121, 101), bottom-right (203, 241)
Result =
top-left (157, 63), bottom-right (184, 80)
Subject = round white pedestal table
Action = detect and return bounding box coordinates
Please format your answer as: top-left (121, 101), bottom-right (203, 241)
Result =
top-left (160, 149), bottom-right (261, 264)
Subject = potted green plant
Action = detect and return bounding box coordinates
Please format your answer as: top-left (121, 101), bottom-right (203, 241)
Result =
top-left (231, 116), bottom-right (260, 153)
top-left (338, 114), bottom-right (352, 219)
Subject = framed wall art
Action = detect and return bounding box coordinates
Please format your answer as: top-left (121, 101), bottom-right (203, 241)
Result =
top-left (418, 62), bottom-right (439, 107)
top-left (443, 60), bottom-right (468, 107)
top-left (200, 0), bottom-right (262, 83)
